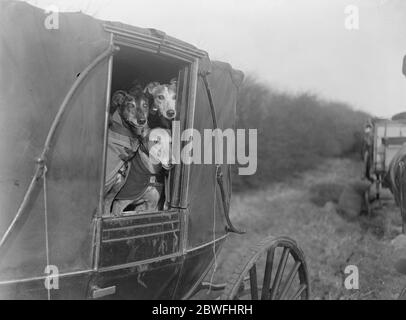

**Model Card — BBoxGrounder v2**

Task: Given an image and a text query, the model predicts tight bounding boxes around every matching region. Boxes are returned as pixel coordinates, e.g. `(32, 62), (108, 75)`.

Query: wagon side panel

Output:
(186, 62), (241, 248)
(0, 1), (110, 297)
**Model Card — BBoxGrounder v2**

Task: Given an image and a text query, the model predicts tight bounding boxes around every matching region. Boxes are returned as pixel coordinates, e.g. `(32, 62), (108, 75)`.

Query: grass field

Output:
(200, 157), (406, 300)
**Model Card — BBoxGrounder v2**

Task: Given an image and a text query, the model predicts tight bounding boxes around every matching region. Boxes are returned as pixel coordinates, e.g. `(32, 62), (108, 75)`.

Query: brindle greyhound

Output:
(111, 89), (150, 137)
(105, 88), (171, 216)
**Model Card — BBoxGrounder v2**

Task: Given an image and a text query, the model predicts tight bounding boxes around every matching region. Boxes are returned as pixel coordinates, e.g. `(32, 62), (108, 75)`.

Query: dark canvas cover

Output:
(0, 1), (109, 282)
(0, 1), (244, 284)
(187, 62), (244, 248)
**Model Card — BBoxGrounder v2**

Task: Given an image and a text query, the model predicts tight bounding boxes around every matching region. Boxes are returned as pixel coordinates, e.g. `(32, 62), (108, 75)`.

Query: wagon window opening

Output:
(103, 45), (186, 217)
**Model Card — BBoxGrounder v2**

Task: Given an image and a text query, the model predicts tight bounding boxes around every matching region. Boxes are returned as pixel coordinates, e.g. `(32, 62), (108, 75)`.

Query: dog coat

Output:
(105, 111), (171, 214)
(104, 111), (140, 215)
(115, 148), (164, 201)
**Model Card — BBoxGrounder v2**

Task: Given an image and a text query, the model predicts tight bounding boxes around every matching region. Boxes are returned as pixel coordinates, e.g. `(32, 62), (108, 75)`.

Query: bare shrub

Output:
(233, 75), (370, 192)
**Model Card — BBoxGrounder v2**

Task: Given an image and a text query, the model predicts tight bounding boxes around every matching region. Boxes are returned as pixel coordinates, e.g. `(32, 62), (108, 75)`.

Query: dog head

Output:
(144, 79), (177, 120)
(111, 90), (149, 129)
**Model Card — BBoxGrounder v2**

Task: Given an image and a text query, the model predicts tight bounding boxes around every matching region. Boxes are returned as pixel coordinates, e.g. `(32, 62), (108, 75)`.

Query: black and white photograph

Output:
(0, 0), (406, 305)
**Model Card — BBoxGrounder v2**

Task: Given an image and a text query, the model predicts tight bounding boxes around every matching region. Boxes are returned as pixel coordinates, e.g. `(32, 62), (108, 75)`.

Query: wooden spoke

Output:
(290, 284), (307, 300)
(279, 261), (301, 300)
(261, 248), (275, 300)
(270, 247), (290, 299)
(249, 265), (258, 300)
(236, 282), (245, 298)
(399, 287), (406, 300)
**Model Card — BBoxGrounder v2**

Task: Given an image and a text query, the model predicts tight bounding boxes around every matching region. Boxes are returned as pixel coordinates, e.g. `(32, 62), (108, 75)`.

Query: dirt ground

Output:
(198, 157), (406, 300)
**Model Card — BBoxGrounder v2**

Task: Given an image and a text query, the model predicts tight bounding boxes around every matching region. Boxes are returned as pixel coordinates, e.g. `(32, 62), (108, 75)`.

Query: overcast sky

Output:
(24, 0), (406, 117)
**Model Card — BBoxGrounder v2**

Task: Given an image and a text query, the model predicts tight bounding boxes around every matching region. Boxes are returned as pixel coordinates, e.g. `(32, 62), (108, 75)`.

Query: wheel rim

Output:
(222, 236), (310, 300)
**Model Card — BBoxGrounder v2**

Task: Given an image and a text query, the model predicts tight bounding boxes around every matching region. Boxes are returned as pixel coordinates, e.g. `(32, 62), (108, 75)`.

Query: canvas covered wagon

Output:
(0, 1), (309, 300)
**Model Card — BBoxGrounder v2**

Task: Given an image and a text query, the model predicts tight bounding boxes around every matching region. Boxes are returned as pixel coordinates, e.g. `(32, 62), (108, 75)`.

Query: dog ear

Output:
(169, 78), (177, 91)
(129, 80), (144, 96)
(144, 82), (160, 95)
(130, 79), (143, 88)
(111, 90), (127, 109)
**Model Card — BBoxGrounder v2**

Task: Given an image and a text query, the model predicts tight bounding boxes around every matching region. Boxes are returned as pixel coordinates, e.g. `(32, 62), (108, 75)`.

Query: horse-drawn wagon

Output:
(359, 110), (406, 220)
(382, 57), (406, 230)
(0, 1), (310, 300)
(390, 54), (406, 299)
(362, 118), (406, 201)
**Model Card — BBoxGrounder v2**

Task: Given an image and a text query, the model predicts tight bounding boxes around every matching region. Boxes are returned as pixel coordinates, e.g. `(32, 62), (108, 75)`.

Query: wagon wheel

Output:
(221, 236), (310, 300)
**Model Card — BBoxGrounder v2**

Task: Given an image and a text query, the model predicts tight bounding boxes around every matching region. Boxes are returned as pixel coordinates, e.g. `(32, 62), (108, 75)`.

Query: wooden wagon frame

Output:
(0, 1), (310, 300)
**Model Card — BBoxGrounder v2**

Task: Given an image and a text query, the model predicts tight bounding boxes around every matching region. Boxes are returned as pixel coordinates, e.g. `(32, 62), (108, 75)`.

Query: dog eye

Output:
(158, 95), (165, 100)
